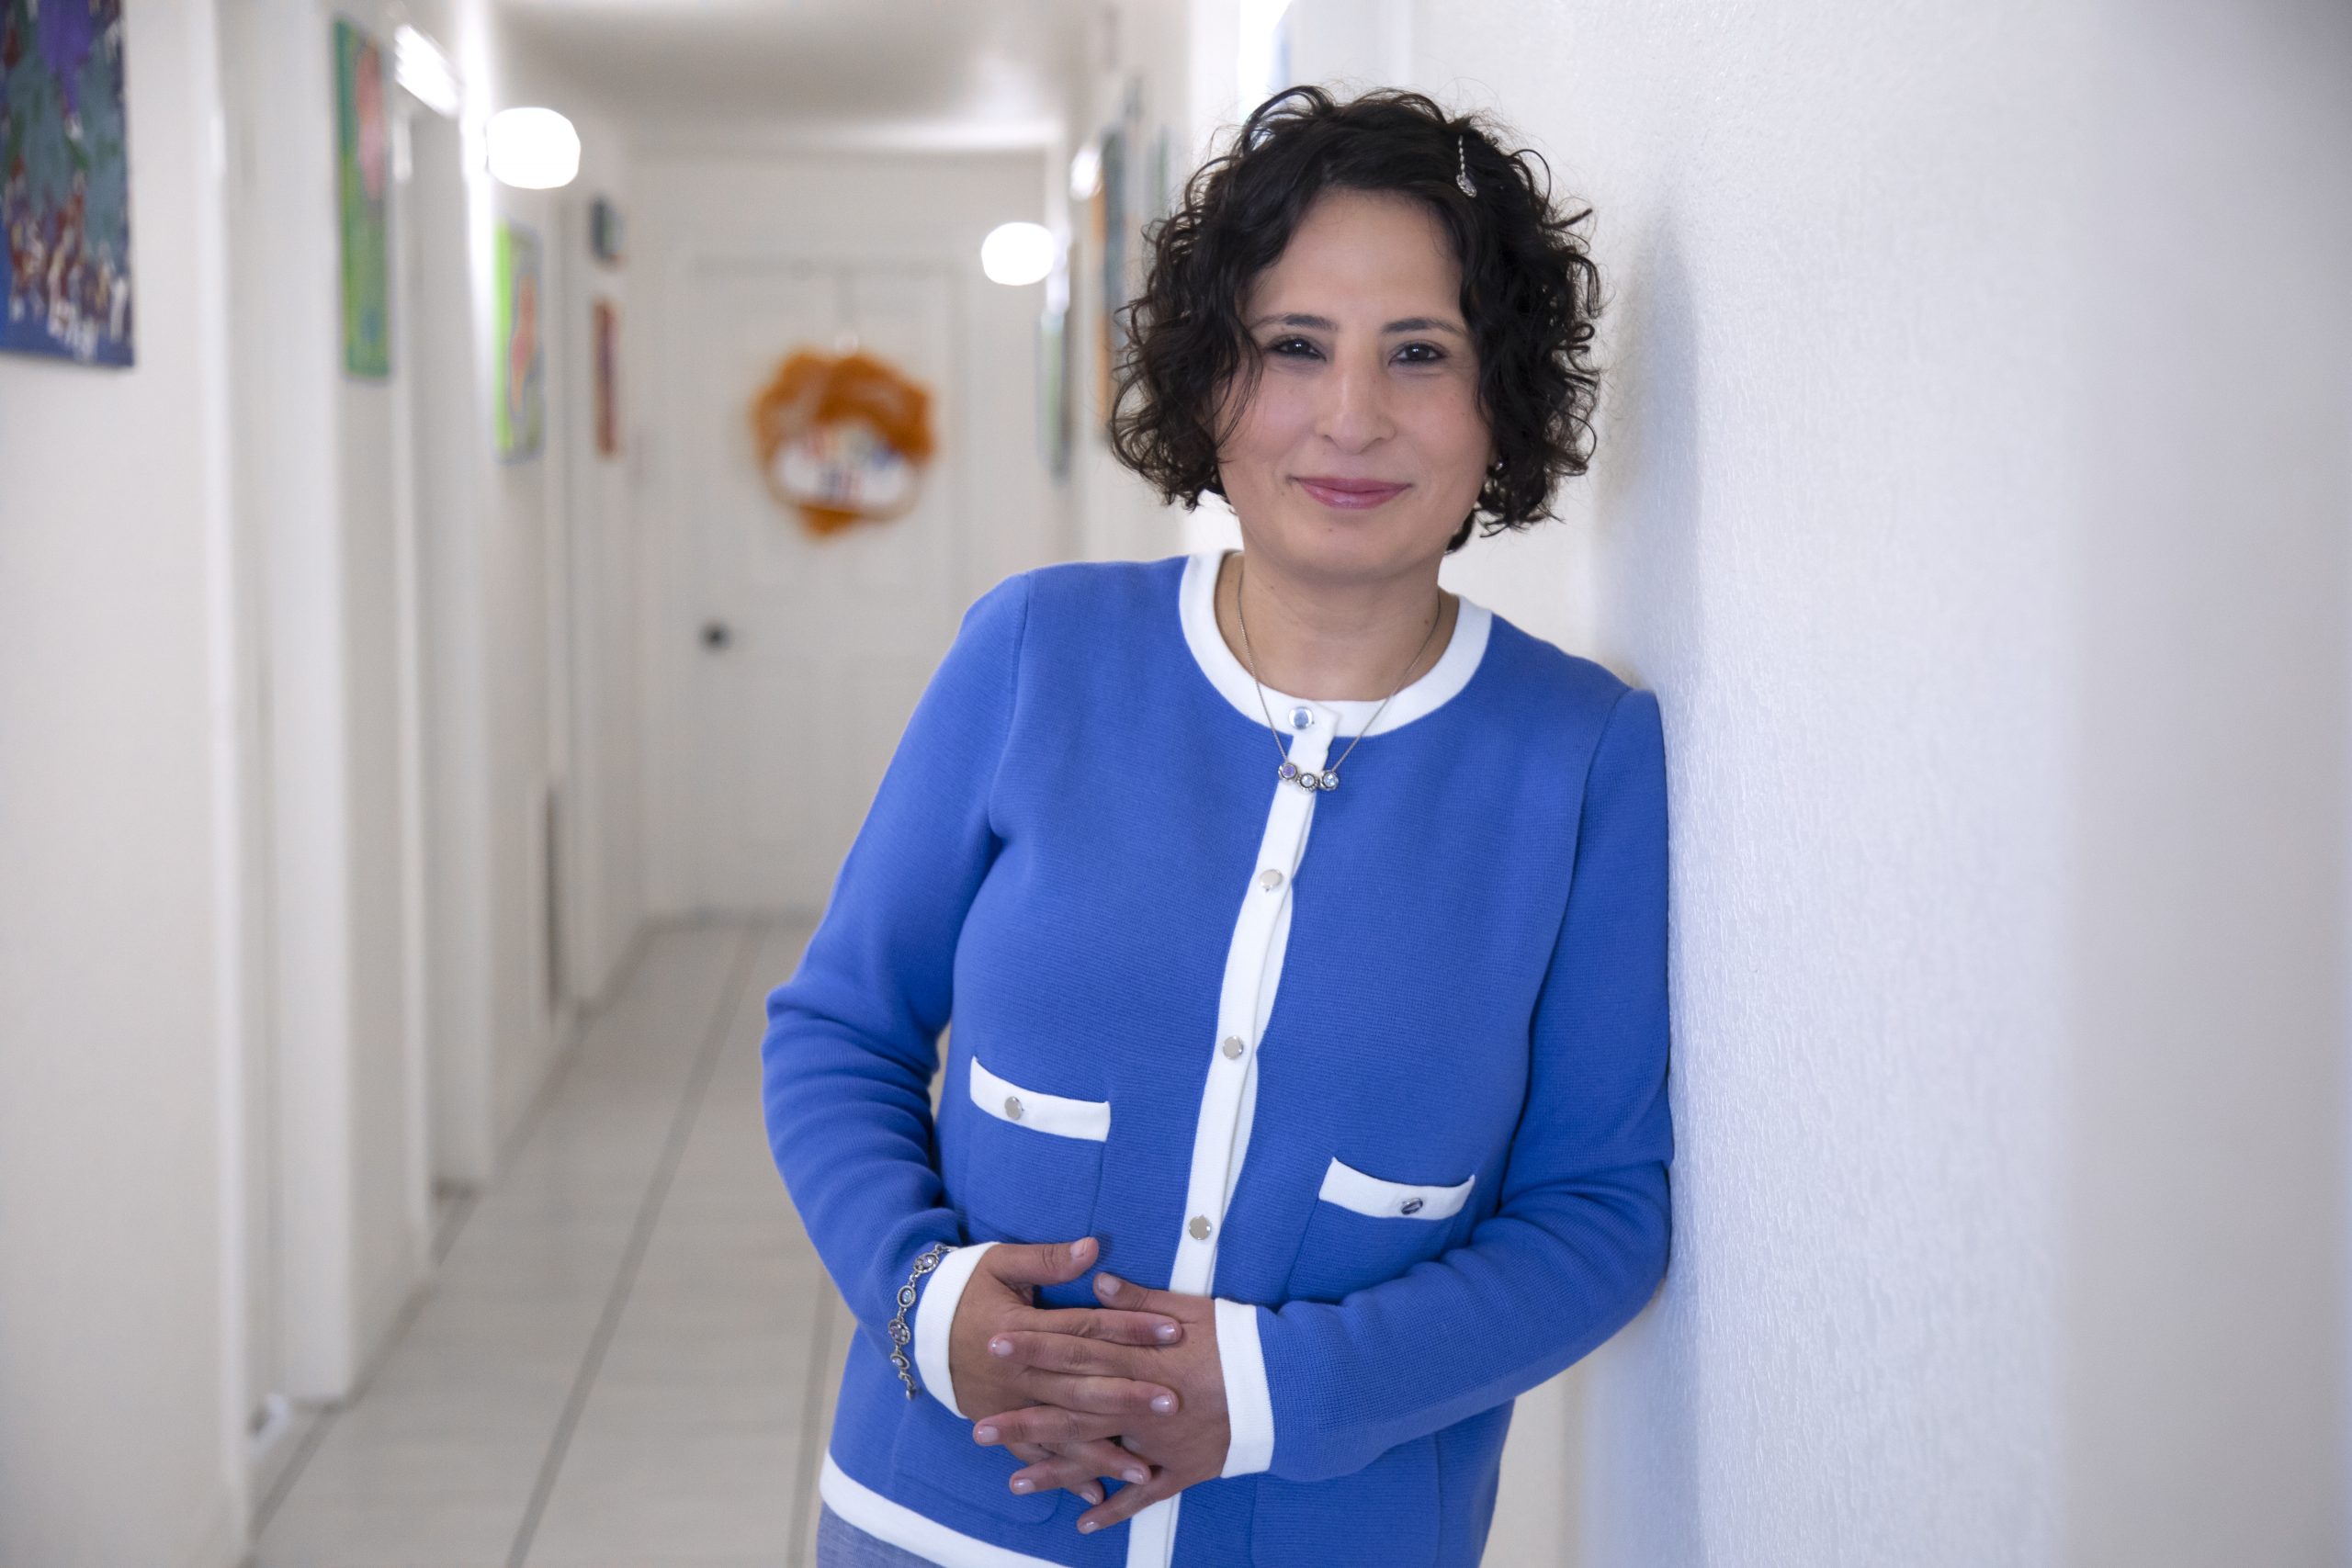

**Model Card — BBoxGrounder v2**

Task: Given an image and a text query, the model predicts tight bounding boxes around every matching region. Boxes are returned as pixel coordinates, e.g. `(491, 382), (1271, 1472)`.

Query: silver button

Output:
(1401, 1196), (1425, 1214)
(1289, 706), (1313, 730)
(1004, 1096), (1023, 1121)
(1220, 1035), (1245, 1059)
(1258, 867), (1283, 891)
(1187, 1214), (1212, 1241)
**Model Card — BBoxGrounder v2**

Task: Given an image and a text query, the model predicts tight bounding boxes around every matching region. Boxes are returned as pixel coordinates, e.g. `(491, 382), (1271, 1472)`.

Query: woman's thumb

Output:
(985, 1235), (1097, 1287)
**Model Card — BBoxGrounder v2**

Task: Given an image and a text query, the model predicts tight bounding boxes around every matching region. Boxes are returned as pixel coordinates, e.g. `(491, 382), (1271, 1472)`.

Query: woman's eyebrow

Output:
(1249, 311), (1468, 338)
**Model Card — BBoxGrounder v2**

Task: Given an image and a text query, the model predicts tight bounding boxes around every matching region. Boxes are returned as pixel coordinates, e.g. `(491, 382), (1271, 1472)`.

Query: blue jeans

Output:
(815, 1501), (946, 1567)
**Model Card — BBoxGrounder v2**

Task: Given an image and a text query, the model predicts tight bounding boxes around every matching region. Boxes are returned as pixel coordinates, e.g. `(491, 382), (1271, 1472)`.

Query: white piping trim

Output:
(912, 1241), (999, 1419)
(1177, 548), (1493, 736)
(820, 1450), (1070, 1568)
(1316, 1155), (1476, 1220)
(1214, 1299), (1274, 1477)
(968, 1056), (1111, 1141)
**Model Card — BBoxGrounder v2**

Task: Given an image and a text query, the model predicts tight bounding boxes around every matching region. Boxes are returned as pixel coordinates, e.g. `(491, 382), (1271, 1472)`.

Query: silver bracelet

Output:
(888, 1241), (956, 1399)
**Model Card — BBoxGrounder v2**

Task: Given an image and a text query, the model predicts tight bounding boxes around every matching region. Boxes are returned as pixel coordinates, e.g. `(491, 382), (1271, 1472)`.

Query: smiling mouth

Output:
(1296, 477), (1409, 510)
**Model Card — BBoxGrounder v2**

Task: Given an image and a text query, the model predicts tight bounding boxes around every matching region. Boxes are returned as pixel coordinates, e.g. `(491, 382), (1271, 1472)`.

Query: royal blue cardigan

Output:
(762, 548), (1674, 1568)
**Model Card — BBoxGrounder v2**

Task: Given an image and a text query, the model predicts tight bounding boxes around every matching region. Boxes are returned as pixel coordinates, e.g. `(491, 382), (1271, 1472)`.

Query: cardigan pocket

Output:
(888, 1373), (1061, 1525)
(954, 1054), (1109, 1247)
(1282, 1155), (1476, 1304)
(1250, 1432), (1441, 1567)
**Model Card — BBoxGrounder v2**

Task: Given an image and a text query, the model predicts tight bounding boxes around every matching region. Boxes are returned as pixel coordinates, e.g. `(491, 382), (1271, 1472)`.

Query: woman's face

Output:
(1216, 186), (1490, 582)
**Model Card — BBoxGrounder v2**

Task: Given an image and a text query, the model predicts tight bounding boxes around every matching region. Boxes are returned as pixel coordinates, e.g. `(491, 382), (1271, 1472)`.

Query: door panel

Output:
(684, 256), (966, 913)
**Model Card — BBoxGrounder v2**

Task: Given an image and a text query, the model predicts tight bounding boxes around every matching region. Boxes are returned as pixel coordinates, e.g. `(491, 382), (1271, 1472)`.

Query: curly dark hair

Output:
(1106, 85), (1604, 555)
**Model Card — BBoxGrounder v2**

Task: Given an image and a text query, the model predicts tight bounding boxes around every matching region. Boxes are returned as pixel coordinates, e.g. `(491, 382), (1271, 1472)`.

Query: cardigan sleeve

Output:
(759, 571), (1032, 1384)
(1229, 683), (1675, 1483)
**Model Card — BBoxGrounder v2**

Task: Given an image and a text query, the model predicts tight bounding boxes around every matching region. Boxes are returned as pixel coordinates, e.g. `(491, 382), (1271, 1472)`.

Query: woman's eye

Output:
(1263, 337), (1447, 365)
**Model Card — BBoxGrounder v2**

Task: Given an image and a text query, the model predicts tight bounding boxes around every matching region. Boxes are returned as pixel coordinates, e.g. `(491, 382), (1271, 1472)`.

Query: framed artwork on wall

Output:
(1091, 123), (1125, 431)
(589, 196), (624, 265)
(334, 17), (390, 378)
(593, 298), (619, 457)
(494, 220), (543, 459)
(0, 0), (134, 367)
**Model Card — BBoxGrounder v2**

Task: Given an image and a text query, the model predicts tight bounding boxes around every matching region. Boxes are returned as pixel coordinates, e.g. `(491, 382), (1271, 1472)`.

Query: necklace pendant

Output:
(1317, 767), (1339, 791)
(1278, 760), (1300, 783)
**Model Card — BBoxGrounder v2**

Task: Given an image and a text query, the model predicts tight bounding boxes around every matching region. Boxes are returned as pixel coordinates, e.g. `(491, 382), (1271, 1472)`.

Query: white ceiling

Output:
(498, 0), (1093, 147)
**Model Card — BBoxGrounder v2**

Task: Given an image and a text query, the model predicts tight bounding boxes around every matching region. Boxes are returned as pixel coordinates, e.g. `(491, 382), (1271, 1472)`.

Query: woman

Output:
(764, 85), (1673, 1568)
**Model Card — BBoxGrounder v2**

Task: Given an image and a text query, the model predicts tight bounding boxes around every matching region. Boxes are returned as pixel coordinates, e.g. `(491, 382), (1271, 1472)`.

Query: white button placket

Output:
(1123, 706), (1333, 1568)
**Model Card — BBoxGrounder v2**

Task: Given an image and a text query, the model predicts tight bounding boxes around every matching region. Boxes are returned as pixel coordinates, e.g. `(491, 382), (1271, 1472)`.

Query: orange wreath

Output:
(749, 347), (936, 535)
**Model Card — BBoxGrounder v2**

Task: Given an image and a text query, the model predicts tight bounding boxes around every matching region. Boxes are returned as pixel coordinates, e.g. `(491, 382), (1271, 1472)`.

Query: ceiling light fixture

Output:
(486, 107), (581, 189)
(980, 221), (1055, 287)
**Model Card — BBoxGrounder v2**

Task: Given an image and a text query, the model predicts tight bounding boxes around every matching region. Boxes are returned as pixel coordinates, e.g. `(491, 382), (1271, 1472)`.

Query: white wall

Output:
(448, 20), (646, 1161)
(0, 0), (648, 1557)
(2062, 6), (2350, 1561)
(0, 2), (246, 1563)
(217, 0), (649, 1420)
(1374, 2), (2350, 1564)
(220, 0), (427, 1404)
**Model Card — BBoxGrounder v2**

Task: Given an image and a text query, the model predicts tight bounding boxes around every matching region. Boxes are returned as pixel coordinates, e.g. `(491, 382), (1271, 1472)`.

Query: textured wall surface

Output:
(1390, 2), (2351, 1564)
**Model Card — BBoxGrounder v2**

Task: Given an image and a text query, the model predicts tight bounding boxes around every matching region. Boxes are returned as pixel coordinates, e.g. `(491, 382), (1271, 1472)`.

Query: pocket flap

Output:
(1317, 1155), (1474, 1220)
(968, 1055), (1111, 1142)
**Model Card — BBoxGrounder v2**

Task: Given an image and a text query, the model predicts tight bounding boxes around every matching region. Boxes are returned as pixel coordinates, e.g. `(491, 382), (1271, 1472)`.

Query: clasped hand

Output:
(946, 1235), (1230, 1536)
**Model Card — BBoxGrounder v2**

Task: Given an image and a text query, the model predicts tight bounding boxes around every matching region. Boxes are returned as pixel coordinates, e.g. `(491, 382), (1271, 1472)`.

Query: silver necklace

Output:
(1232, 552), (1443, 793)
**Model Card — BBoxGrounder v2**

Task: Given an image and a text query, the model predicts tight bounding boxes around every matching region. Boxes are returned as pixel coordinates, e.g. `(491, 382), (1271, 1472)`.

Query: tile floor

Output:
(252, 919), (850, 1568)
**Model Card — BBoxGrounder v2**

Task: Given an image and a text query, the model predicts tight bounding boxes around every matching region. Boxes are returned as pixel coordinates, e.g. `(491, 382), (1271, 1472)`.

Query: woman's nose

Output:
(1317, 354), (1394, 450)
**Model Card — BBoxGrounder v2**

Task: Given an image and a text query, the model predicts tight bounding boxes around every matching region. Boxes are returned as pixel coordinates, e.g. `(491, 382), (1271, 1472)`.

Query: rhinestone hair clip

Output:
(1455, 133), (1476, 197)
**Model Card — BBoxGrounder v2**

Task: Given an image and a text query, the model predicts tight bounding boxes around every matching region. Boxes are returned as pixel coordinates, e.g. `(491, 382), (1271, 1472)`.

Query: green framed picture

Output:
(494, 220), (544, 458)
(334, 17), (390, 378)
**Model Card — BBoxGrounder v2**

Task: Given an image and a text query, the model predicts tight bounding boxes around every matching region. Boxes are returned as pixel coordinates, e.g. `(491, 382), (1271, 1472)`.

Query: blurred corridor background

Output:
(3, 1), (2348, 1564)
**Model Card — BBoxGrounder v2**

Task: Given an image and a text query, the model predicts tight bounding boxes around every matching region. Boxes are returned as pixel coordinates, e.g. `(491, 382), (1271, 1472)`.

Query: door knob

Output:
(701, 620), (732, 650)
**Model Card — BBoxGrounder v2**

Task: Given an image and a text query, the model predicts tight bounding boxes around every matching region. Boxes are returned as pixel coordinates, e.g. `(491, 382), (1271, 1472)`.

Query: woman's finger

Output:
(1003, 1442), (1110, 1504)
(1006, 1303), (1182, 1347)
(1091, 1271), (1192, 1319)
(1076, 1465), (1186, 1535)
(972, 1404), (1128, 1448)
(1010, 1442), (1153, 1495)
(983, 1236), (1099, 1291)
(1020, 1470), (1105, 1506)
(1018, 1370), (1179, 1418)
(988, 1328), (1144, 1380)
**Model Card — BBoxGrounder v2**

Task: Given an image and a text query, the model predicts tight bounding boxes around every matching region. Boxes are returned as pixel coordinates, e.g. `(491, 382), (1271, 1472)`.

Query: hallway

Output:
(252, 922), (842, 1568)
(5, 2), (2350, 1565)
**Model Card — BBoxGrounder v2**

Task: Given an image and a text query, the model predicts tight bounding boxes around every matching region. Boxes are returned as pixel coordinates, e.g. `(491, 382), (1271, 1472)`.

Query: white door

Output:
(681, 255), (969, 914)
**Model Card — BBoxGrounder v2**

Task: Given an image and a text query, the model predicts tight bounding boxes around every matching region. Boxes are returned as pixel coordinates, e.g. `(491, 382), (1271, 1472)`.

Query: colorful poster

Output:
(592, 298), (618, 457)
(0, 0), (134, 366)
(334, 17), (389, 378)
(494, 221), (543, 459)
